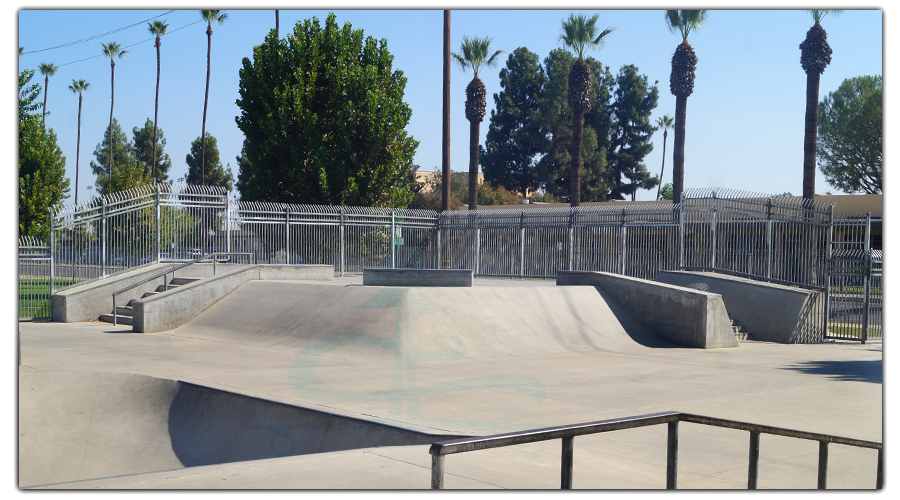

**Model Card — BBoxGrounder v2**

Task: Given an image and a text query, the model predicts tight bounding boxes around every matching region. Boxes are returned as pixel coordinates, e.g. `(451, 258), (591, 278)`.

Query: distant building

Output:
(414, 171), (484, 194)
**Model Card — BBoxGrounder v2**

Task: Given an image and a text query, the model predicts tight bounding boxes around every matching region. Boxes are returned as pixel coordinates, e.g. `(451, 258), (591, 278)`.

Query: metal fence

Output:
(18, 236), (52, 319)
(23, 183), (881, 342)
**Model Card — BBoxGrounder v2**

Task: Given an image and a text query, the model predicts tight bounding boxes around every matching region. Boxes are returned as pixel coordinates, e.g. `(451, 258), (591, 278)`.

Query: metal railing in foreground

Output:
(110, 252), (255, 326)
(429, 411), (882, 490)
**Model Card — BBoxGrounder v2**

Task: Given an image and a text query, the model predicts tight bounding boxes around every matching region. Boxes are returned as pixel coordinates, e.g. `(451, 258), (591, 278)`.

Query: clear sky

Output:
(15, 3), (884, 205)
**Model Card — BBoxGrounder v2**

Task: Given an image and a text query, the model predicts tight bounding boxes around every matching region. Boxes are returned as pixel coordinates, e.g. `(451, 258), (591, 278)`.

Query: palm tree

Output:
(101, 42), (127, 187)
(665, 10), (707, 205)
(452, 36), (503, 210)
(275, 10), (279, 37)
(655, 114), (674, 201)
(38, 62), (58, 125)
(559, 12), (614, 207)
(199, 10), (228, 186)
(800, 10), (840, 200)
(148, 20), (169, 183)
(68, 80), (91, 207)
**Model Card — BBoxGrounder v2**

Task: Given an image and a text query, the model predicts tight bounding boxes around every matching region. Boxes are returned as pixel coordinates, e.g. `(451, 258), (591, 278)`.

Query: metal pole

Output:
(747, 431), (760, 489)
(666, 421), (678, 489)
(561, 436), (574, 489)
(568, 208), (575, 271)
(339, 208), (345, 276)
(824, 205), (833, 340)
(876, 449), (883, 489)
(619, 209), (627, 275)
(112, 294), (116, 326)
(862, 212), (871, 344)
(155, 184), (161, 263)
(710, 192), (717, 270)
(431, 454), (445, 489)
(285, 207), (291, 265)
(817, 441), (828, 489)
(49, 209), (55, 294)
(391, 210), (396, 269)
(225, 193), (232, 255)
(101, 197), (107, 278)
(475, 212), (481, 277)
(436, 214), (442, 270)
(519, 211), (525, 279)
(766, 198), (773, 279)
(677, 202), (684, 270)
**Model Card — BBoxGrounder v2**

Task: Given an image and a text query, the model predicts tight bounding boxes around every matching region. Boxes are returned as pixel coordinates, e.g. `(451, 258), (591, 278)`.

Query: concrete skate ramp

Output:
(18, 370), (455, 487)
(173, 281), (671, 356)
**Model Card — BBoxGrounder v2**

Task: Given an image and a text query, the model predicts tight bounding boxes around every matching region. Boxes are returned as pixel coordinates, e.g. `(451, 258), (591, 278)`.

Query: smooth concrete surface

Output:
(658, 270), (825, 343)
(19, 278), (882, 489)
(363, 268), (474, 287)
(557, 271), (738, 349)
(50, 263), (173, 323)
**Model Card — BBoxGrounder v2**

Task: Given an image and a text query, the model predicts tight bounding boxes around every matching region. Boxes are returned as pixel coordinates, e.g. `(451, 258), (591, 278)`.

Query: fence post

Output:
(862, 212), (871, 344)
(817, 441), (828, 489)
(474, 211), (481, 277)
(677, 202), (684, 270)
(568, 208), (575, 271)
(391, 209), (396, 269)
(101, 197), (107, 278)
(519, 211), (526, 278)
(766, 198), (773, 279)
(155, 184), (161, 263)
(285, 207), (291, 264)
(710, 191), (717, 270)
(225, 192), (232, 255)
(824, 205), (833, 340)
(619, 208), (627, 275)
(561, 436), (574, 489)
(747, 431), (760, 489)
(340, 208), (345, 277)
(666, 421), (678, 489)
(49, 209), (55, 294)
(431, 454), (444, 489)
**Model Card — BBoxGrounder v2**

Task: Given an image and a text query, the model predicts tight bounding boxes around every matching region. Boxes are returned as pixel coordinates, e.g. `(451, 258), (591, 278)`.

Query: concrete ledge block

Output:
(257, 264), (334, 281)
(363, 268), (473, 287)
(657, 271), (824, 343)
(557, 271), (738, 349)
(50, 264), (173, 323)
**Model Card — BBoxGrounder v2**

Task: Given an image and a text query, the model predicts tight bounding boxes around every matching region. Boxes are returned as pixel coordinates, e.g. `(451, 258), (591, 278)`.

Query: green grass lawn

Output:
(828, 325), (883, 339)
(19, 278), (51, 319)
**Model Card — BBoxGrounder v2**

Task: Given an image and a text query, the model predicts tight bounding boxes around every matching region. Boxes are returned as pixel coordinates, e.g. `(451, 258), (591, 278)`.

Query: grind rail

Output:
(111, 252), (255, 326)
(429, 411), (882, 489)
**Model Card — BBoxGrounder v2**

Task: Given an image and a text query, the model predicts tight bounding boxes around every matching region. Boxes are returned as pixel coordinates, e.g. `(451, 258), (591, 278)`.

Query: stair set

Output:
(729, 313), (755, 341)
(99, 277), (202, 325)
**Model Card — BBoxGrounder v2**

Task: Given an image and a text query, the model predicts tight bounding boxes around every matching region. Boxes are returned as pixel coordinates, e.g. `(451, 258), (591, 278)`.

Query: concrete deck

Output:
(18, 277), (883, 489)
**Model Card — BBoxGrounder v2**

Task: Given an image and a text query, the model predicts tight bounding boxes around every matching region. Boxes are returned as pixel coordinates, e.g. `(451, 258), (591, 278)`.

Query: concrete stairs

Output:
(729, 314), (755, 341)
(99, 277), (202, 325)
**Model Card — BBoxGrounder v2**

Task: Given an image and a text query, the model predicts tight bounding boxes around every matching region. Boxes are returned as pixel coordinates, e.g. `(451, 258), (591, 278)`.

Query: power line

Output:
(22, 11), (176, 55)
(57, 19), (205, 68)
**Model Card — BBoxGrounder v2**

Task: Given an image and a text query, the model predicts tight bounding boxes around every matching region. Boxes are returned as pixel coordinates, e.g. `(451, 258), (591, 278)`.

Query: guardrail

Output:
(111, 252), (255, 326)
(428, 411), (882, 490)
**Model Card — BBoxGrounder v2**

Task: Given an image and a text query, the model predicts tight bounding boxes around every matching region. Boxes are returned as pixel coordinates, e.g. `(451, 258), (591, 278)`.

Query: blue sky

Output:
(15, 4), (884, 204)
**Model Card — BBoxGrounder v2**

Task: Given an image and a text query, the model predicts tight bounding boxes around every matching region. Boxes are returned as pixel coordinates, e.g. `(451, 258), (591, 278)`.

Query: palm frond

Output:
(68, 79), (91, 94)
(201, 10), (228, 25)
(148, 19), (169, 36)
(452, 35), (503, 78)
(39, 62), (58, 77)
(559, 12), (614, 59)
(656, 114), (674, 131)
(100, 41), (127, 59)
(665, 10), (708, 42)
(809, 10), (842, 24)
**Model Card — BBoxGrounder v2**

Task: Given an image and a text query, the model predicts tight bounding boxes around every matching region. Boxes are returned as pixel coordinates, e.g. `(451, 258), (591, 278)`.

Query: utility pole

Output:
(441, 10), (451, 269)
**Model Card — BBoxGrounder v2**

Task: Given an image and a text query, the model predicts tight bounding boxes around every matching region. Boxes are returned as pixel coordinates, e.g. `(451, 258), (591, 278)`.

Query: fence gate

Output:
(828, 213), (882, 343)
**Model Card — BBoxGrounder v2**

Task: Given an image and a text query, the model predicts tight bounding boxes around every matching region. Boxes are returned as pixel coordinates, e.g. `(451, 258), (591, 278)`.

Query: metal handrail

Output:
(428, 411), (882, 490)
(111, 252), (255, 326)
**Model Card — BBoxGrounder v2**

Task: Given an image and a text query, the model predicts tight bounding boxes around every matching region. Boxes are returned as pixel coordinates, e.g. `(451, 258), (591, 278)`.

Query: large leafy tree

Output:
(235, 14), (419, 207)
(817, 75), (882, 194)
(133, 118), (172, 183)
(199, 10), (228, 186)
(654, 114), (674, 200)
(606, 65), (660, 200)
(558, 12), (614, 207)
(89, 118), (139, 194)
(38, 62), (58, 125)
(148, 19), (169, 182)
(800, 10), (840, 200)
(480, 47), (548, 198)
(665, 9), (707, 205)
(452, 36), (503, 210)
(101, 41), (128, 189)
(19, 69), (69, 238)
(68, 79), (91, 206)
(185, 133), (233, 190)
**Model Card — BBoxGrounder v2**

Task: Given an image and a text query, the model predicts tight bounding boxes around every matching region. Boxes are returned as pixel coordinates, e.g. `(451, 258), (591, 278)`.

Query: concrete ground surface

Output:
(17, 276), (883, 490)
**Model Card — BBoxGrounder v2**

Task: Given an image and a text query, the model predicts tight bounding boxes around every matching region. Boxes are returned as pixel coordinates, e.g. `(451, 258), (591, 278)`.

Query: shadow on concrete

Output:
(782, 359), (882, 384)
(590, 286), (679, 349)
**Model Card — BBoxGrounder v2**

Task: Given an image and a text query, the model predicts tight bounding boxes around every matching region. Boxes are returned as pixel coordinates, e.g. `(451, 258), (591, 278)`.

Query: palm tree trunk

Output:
(109, 60), (115, 190)
(75, 94), (82, 207)
(152, 37), (161, 182)
(656, 130), (668, 200)
(570, 108), (584, 207)
(672, 95), (687, 205)
(441, 10), (451, 214)
(42, 76), (49, 125)
(202, 23), (213, 186)
(468, 119), (479, 210)
(802, 71), (820, 200)
(276, 10), (279, 37)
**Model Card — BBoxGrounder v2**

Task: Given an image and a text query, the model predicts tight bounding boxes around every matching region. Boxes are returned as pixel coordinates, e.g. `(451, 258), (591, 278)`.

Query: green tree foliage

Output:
(19, 69), (69, 238)
(185, 133), (233, 190)
(132, 118), (172, 183)
(606, 65), (660, 200)
(89, 118), (144, 194)
(658, 182), (674, 200)
(235, 13), (419, 207)
(480, 47), (548, 198)
(817, 75), (882, 194)
(408, 170), (521, 211)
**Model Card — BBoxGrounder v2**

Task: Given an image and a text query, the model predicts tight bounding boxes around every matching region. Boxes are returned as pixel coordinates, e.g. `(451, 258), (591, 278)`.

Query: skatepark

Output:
(18, 268), (882, 489)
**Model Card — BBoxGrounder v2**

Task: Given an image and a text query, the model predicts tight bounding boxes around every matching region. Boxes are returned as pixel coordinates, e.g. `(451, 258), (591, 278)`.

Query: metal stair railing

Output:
(110, 252), (255, 326)
(428, 411), (882, 490)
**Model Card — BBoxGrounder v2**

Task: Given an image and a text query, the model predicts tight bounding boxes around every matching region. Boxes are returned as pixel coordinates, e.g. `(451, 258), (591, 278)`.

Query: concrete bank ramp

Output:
(171, 281), (671, 356)
(18, 370), (454, 487)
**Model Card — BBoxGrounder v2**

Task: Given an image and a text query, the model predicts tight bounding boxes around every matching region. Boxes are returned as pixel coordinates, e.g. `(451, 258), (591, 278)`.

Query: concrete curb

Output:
(363, 268), (473, 287)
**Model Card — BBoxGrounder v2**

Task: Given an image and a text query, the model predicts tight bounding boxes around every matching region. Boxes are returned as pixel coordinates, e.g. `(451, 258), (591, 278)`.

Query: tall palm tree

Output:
(276, 10), (279, 37)
(452, 36), (503, 210)
(101, 42), (127, 187)
(665, 10), (707, 205)
(199, 10), (228, 186)
(655, 114), (674, 201)
(559, 12), (614, 207)
(148, 20), (169, 183)
(38, 62), (58, 125)
(68, 79), (91, 207)
(800, 10), (840, 200)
